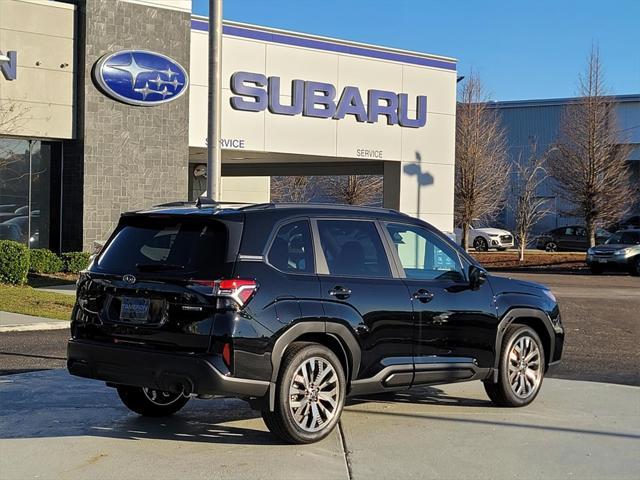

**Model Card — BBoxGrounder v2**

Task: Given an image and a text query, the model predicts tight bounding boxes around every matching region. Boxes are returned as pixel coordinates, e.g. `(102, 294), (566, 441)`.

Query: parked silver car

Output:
(586, 229), (640, 276)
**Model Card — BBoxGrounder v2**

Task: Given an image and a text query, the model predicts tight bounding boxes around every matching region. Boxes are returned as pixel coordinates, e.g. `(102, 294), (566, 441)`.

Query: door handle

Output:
(329, 286), (352, 299)
(412, 289), (434, 303)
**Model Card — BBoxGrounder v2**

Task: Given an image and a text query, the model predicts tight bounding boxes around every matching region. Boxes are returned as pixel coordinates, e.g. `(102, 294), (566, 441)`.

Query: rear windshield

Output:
(93, 217), (229, 278)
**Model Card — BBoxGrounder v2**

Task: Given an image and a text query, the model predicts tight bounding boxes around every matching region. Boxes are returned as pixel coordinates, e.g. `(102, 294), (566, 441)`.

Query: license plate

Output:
(597, 259), (607, 263)
(119, 297), (150, 322)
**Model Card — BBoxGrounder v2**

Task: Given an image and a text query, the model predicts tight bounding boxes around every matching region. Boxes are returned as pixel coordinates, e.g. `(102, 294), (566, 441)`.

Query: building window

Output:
(0, 138), (58, 250)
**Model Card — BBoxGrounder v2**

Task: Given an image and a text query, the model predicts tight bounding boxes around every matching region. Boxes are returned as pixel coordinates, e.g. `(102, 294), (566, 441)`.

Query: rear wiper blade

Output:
(135, 263), (185, 272)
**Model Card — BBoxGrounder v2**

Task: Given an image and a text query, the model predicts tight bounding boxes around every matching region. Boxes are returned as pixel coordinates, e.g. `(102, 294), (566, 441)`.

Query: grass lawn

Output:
(0, 284), (75, 320)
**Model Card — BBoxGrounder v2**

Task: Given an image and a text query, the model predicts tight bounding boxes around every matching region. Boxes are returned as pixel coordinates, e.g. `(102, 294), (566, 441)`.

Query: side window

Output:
(317, 220), (391, 277)
(575, 227), (586, 237)
(267, 220), (314, 274)
(386, 223), (464, 281)
(564, 227), (575, 236)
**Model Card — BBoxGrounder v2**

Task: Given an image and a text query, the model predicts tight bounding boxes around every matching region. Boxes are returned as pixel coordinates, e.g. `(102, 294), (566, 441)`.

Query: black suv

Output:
(68, 203), (564, 444)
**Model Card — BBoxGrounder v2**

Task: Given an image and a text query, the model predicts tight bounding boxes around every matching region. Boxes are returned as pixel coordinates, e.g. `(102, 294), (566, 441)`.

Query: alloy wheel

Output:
(142, 387), (185, 406)
(474, 237), (488, 252)
(507, 335), (542, 399)
(288, 357), (339, 432)
(545, 242), (558, 252)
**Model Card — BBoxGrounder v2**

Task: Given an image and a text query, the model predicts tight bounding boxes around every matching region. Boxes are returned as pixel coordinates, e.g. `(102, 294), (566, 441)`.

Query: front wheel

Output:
(117, 385), (190, 417)
(484, 325), (545, 407)
(590, 264), (603, 275)
(262, 342), (346, 444)
(630, 257), (640, 277)
(545, 241), (558, 252)
(473, 237), (489, 252)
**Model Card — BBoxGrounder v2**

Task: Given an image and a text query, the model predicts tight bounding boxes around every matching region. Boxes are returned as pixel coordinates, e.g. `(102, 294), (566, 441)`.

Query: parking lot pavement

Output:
(1, 370), (638, 480)
(0, 370), (348, 480)
(501, 272), (640, 386)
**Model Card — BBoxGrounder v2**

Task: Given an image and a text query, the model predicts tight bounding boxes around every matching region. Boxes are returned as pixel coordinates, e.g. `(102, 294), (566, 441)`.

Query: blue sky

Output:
(192, 0), (639, 101)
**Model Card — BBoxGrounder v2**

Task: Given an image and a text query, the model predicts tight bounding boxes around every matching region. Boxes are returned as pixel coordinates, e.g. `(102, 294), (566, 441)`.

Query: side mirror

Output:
(469, 265), (487, 290)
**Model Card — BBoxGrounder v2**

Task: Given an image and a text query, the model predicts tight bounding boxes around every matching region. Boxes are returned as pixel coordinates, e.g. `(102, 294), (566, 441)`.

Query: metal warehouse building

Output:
(491, 95), (640, 234)
(0, 0), (457, 252)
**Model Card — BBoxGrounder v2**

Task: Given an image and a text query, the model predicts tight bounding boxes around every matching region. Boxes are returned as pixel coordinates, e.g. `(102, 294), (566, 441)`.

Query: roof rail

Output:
(153, 201), (194, 208)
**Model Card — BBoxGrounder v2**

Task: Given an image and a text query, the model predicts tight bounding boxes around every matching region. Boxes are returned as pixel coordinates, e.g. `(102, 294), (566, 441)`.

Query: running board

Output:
(349, 359), (491, 396)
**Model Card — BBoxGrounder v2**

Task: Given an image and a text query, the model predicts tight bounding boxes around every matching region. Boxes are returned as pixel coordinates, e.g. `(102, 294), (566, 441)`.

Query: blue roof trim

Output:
(191, 19), (456, 71)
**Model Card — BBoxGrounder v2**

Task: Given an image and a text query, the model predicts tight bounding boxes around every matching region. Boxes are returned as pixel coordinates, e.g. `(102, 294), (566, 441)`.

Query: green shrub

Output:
(29, 249), (63, 274)
(61, 251), (92, 274)
(0, 240), (30, 285)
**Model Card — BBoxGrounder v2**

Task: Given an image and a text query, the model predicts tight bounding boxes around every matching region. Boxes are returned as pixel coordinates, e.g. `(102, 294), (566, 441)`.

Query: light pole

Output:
(206, 0), (223, 201)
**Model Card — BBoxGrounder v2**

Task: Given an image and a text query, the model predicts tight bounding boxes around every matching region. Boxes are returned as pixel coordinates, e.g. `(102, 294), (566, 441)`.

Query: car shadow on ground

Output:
(348, 385), (494, 408)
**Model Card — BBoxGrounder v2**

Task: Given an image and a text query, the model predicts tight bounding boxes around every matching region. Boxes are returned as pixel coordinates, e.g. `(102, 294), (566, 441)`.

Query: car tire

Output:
(590, 265), (603, 275)
(473, 237), (489, 252)
(544, 241), (558, 252)
(484, 324), (545, 407)
(262, 342), (346, 444)
(116, 385), (190, 417)
(630, 256), (640, 277)
(497, 247), (507, 251)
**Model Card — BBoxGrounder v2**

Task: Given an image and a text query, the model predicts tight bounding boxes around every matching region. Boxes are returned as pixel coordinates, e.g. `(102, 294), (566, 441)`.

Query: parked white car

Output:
(454, 224), (515, 251)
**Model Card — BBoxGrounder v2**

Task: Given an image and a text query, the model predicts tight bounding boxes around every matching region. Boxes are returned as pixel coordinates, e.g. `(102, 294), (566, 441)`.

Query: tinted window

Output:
(386, 223), (464, 281)
(606, 231), (640, 245)
(564, 227), (576, 235)
(317, 220), (390, 277)
(94, 218), (229, 277)
(267, 220), (314, 273)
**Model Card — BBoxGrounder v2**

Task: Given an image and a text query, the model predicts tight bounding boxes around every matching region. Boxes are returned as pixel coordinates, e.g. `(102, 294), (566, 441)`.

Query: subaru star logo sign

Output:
(94, 50), (189, 106)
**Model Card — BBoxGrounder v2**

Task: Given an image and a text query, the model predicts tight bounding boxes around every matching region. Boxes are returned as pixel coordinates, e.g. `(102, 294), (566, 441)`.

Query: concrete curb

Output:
(0, 322), (70, 333)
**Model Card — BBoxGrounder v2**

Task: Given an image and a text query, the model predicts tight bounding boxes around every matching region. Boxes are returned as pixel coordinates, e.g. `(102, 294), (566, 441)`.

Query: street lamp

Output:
(206, 0), (223, 201)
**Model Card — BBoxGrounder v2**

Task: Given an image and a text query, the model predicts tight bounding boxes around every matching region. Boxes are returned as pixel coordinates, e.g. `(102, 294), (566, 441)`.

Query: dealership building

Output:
(0, 0), (457, 252)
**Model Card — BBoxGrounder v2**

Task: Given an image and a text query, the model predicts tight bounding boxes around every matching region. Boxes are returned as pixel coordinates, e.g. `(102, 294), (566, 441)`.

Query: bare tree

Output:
(270, 176), (312, 203)
(548, 47), (634, 247)
(455, 72), (510, 251)
(322, 175), (383, 206)
(0, 101), (29, 136)
(513, 143), (552, 261)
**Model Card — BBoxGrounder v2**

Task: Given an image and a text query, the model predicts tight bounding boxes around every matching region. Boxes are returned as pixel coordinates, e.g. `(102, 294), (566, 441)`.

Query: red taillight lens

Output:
(222, 342), (232, 368)
(191, 278), (258, 307)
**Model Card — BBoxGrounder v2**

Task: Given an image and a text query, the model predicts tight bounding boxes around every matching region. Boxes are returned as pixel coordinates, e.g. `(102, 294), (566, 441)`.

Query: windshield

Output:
(605, 231), (640, 245)
(93, 217), (230, 278)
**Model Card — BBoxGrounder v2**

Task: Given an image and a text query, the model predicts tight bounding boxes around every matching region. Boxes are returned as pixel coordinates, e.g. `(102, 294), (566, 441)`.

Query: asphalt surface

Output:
(1, 272), (638, 385)
(1, 370), (638, 480)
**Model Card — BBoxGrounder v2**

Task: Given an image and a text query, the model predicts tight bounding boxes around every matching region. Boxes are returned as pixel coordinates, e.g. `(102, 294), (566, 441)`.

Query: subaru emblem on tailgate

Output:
(123, 274), (136, 284)
(93, 49), (189, 106)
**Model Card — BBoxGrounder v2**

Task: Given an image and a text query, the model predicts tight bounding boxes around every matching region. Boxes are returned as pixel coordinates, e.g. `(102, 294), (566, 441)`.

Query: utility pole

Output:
(206, 0), (223, 200)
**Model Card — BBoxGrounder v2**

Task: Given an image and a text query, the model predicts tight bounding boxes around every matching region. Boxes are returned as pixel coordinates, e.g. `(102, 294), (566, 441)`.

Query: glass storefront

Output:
(0, 137), (59, 250)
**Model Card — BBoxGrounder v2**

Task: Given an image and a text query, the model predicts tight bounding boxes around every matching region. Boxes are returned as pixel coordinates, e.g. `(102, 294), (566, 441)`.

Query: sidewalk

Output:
(0, 311), (70, 333)
(35, 284), (76, 296)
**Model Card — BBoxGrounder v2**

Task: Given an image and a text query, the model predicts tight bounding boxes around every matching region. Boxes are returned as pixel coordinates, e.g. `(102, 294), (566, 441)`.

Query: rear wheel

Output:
(473, 237), (489, 252)
(484, 325), (545, 407)
(116, 386), (190, 417)
(262, 342), (345, 444)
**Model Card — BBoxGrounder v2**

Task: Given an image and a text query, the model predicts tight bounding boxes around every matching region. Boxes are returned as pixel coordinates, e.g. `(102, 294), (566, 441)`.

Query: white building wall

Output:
(0, 0), (75, 139)
(189, 21), (456, 231)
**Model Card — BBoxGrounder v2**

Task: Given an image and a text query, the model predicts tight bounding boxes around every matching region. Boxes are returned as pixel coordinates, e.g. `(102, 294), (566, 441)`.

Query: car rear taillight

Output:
(191, 278), (258, 307)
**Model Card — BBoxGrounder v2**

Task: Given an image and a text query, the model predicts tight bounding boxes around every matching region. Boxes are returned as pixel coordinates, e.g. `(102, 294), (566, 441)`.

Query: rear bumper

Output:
(67, 339), (269, 398)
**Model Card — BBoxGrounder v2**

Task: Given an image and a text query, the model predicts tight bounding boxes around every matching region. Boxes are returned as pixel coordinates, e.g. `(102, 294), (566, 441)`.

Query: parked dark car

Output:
(587, 229), (640, 275)
(67, 202), (564, 444)
(535, 225), (609, 252)
(607, 215), (640, 233)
